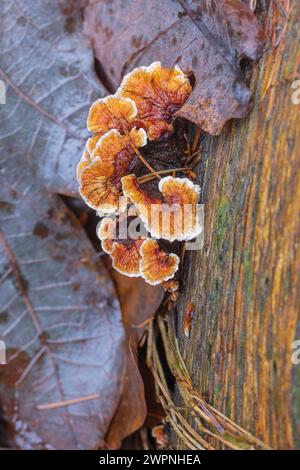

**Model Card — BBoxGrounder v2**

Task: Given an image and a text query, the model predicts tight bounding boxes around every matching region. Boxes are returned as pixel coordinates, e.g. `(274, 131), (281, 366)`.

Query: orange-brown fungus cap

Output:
(117, 62), (192, 140)
(78, 159), (122, 214)
(151, 425), (169, 449)
(92, 128), (146, 166)
(163, 279), (179, 293)
(77, 135), (101, 178)
(159, 176), (201, 240)
(122, 175), (201, 241)
(122, 174), (160, 207)
(87, 95), (138, 135)
(111, 239), (144, 277)
(78, 128), (146, 213)
(97, 217), (145, 277)
(139, 239), (179, 286)
(77, 147), (91, 179)
(121, 173), (162, 236)
(86, 134), (101, 154)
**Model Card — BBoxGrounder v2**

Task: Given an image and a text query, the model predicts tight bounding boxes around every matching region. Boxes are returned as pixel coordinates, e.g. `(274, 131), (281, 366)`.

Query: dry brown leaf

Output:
(84, 0), (264, 134)
(105, 270), (164, 449)
(0, 2), (125, 446)
(0, 186), (125, 449)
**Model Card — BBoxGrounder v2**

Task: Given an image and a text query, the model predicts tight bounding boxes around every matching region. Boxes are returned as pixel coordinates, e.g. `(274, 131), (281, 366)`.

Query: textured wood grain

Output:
(173, 1), (300, 449)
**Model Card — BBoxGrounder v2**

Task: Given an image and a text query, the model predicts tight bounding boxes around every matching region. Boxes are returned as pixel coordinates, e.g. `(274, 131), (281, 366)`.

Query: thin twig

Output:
(123, 125), (161, 179)
(132, 143), (162, 179)
(37, 393), (100, 410)
(138, 167), (192, 184)
(191, 128), (202, 155)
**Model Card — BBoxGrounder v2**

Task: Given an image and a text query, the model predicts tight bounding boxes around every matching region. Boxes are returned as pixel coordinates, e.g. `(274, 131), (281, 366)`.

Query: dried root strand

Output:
(146, 312), (272, 450)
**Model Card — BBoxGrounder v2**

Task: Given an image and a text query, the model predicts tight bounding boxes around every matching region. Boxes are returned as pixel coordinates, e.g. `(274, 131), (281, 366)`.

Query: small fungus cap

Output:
(183, 303), (196, 338)
(151, 425), (169, 449)
(97, 217), (145, 278)
(111, 239), (144, 278)
(78, 159), (122, 214)
(122, 175), (202, 241)
(163, 279), (179, 293)
(117, 62), (192, 140)
(78, 128), (146, 214)
(87, 95), (137, 135)
(91, 128), (147, 165)
(76, 135), (102, 179)
(139, 239), (179, 286)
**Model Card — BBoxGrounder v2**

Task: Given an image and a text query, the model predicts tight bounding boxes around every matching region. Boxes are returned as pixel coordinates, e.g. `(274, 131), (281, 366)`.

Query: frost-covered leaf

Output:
(84, 0), (264, 134)
(0, 192), (125, 449)
(0, 154), (125, 449)
(0, 0), (106, 196)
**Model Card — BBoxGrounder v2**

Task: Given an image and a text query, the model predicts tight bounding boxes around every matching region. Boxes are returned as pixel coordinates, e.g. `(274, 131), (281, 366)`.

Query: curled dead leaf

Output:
(85, 0), (264, 134)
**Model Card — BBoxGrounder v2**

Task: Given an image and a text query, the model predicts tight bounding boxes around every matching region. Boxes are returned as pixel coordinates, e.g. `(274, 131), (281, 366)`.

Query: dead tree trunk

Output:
(173, 3), (300, 449)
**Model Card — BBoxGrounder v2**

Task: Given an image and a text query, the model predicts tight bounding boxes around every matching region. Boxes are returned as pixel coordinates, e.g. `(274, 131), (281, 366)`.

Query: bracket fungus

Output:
(122, 175), (201, 241)
(139, 239), (179, 286)
(87, 62), (191, 142)
(97, 216), (144, 277)
(97, 218), (179, 284)
(87, 95), (137, 135)
(78, 61), (200, 287)
(78, 128), (147, 214)
(117, 62), (192, 140)
(77, 133), (104, 179)
(110, 239), (145, 278)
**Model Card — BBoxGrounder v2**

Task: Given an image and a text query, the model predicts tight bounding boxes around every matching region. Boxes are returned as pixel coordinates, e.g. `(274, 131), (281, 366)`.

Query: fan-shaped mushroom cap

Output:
(77, 135), (102, 178)
(87, 134), (101, 154)
(77, 147), (91, 179)
(163, 280), (179, 293)
(78, 159), (124, 214)
(110, 239), (144, 277)
(97, 217), (146, 277)
(98, 218), (179, 284)
(92, 128), (147, 165)
(117, 62), (192, 140)
(77, 128), (146, 214)
(87, 95), (137, 135)
(122, 175), (202, 241)
(139, 239), (179, 285)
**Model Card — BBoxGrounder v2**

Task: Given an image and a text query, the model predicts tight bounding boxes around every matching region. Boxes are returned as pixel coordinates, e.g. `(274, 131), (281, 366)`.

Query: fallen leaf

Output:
(84, 0), (264, 134)
(104, 269), (164, 449)
(0, 0), (106, 197)
(0, 0), (175, 452)
(0, 181), (125, 449)
(0, 1), (126, 449)
(106, 333), (146, 449)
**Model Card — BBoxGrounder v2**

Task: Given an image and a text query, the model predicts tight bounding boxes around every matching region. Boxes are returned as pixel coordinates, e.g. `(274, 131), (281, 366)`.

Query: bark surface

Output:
(173, 2), (300, 449)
